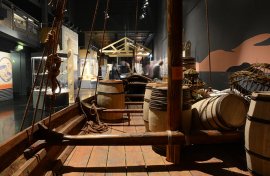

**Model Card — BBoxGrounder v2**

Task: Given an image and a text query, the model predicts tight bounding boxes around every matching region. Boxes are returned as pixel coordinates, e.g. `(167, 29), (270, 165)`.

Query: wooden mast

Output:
(166, 0), (183, 164)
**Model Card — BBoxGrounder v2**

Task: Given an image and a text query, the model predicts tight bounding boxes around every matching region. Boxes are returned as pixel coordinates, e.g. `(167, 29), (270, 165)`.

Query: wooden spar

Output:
(62, 132), (184, 145)
(34, 124), (184, 146)
(166, 0), (183, 164)
(187, 130), (243, 144)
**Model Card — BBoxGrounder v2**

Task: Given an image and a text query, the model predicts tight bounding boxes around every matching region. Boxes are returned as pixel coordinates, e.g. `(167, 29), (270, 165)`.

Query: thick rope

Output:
(27, 0), (67, 138)
(205, 0), (212, 86)
(132, 0), (139, 73)
(80, 100), (108, 134)
(229, 63), (270, 95)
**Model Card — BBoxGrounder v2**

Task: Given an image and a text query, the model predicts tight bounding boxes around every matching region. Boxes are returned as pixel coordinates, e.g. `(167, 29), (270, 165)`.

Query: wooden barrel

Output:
(148, 86), (168, 156)
(192, 93), (247, 130)
(143, 83), (157, 132)
(149, 87), (168, 132)
(245, 91), (270, 176)
(143, 82), (167, 132)
(97, 80), (125, 120)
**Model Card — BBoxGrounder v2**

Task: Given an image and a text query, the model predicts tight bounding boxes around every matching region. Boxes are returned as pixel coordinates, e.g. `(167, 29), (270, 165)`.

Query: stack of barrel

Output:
(245, 92), (270, 176)
(191, 93), (247, 131)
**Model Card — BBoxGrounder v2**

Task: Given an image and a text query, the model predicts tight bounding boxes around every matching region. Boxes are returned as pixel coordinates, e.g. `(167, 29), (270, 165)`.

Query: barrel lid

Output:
(251, 91), (270, 101)
(218, 94), (247, 128)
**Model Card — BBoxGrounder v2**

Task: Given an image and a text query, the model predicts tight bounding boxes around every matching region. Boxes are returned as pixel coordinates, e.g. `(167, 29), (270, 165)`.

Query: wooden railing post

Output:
(166, 0), (183, 164)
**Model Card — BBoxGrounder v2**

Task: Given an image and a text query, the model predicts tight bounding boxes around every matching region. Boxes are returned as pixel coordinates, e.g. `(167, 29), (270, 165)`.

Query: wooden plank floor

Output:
(59, 110), (251, 176)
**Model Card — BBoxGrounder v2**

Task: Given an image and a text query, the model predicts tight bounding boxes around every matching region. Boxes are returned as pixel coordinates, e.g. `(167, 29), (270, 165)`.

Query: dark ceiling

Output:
(68, 0), (159, 48)
(8, 0), (160, 49)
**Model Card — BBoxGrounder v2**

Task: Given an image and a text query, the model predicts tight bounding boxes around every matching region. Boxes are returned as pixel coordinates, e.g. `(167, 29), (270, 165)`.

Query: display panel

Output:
(0, 51), (13, 101)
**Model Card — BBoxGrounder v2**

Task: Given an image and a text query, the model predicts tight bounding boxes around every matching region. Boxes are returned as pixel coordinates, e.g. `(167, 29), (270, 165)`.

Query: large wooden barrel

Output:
(97, 80), (125, 120)
(192, 93), (247, 130)
(143, 83), (156, 132)
(149, 86), (168, 155)
(149, 87), (168, 132)
(245, 91), (270, 176)
(143, 82), (167, 132)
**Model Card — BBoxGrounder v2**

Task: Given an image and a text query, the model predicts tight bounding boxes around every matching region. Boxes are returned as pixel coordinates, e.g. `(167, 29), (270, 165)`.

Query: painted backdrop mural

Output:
(184, 0), (270, 89)
(196, 33), (270, 72)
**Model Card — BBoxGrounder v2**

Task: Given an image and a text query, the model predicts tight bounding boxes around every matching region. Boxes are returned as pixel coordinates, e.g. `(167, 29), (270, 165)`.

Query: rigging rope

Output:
(94, 0), (110, 98)
(132, 0), (139, 73)
(205, 0), (212, 86)
(73, 0), (109, 134)
(46, 0), (67, 130)
(76, 0), (100, 101)
(20, 0), (67, 139)
(20, 49), (47, 131)
(20, 5), (61, 131)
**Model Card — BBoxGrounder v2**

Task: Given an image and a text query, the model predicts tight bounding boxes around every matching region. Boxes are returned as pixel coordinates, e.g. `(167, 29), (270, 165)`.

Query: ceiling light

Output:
(15, 44), (24, 51)
(104, 11), (109, 19)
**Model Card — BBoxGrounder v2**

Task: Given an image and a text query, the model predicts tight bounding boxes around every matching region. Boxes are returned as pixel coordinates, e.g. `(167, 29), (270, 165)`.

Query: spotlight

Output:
(15, 44), (24, 51)
(104, 11), (109, 19)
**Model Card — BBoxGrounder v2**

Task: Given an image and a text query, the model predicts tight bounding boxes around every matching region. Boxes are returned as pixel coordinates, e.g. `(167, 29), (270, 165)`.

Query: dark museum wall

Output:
(183, 0), (270, 90)
(153, 0), (167, 63)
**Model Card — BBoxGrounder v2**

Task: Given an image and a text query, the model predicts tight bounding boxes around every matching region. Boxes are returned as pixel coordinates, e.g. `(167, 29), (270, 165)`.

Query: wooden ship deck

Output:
(59, 109), (250, 176)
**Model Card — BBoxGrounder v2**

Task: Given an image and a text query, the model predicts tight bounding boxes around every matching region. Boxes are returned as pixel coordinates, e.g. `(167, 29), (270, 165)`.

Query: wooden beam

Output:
(187, 130), (243, 144)
(102, 109), (143, 113)
(23, 114), (85, 159)
(100, 37), (151, 57)
(166, 0), (183, 164)
(36, 125), (184, 146)
(13, 149), (47, 176)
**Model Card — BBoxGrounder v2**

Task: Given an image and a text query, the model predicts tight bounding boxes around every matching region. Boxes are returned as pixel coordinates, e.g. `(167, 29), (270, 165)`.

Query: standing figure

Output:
(152, 60), (163, 80)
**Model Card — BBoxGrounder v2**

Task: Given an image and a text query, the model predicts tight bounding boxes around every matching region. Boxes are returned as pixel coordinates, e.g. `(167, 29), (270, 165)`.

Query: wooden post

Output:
(166, 0), (183, 164)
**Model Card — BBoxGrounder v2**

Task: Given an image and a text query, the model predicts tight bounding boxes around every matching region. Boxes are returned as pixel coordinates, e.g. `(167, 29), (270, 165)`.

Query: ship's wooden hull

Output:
(0, 96), (90, 176)
(0, 94), (247, 176)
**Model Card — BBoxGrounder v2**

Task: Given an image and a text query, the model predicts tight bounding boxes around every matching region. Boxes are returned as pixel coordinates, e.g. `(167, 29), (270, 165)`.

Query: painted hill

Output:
(196, 33), (270, 72)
